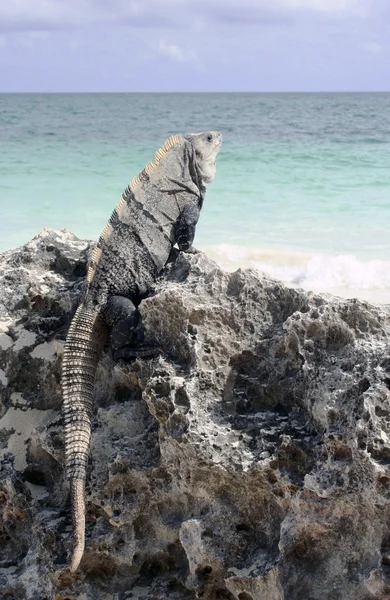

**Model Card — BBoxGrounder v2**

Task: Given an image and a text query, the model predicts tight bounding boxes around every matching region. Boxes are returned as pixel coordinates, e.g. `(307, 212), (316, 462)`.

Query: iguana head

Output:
(184, 131), (222, 186)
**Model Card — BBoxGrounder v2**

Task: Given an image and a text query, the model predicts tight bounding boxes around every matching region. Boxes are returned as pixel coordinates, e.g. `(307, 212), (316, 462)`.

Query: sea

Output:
(1, 92), (390, 302)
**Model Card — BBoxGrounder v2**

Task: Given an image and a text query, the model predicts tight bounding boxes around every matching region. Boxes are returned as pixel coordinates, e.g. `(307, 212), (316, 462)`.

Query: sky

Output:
(0, 0), (389, 92)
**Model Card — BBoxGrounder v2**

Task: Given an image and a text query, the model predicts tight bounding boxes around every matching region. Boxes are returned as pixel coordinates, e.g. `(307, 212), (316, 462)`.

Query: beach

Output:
(1, 92), (390, 302)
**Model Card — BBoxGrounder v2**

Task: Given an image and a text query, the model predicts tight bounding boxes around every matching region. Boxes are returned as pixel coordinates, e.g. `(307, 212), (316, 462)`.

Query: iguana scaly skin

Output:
(62, 131), (222, 571)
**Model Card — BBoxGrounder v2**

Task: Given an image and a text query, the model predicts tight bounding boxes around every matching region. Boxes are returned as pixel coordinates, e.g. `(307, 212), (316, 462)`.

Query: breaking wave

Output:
(201, 244), (390, 301)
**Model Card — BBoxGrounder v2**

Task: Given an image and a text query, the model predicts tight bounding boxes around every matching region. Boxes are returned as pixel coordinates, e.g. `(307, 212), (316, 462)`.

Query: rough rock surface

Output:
(1, 229), (390, 599)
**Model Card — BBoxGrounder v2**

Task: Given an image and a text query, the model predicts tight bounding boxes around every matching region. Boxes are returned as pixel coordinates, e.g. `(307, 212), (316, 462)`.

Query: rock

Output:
(1, 228), (390, 599)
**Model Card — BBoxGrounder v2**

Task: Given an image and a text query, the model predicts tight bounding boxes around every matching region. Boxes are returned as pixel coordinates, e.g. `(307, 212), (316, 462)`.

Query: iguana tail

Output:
(62, 302), (107, 572)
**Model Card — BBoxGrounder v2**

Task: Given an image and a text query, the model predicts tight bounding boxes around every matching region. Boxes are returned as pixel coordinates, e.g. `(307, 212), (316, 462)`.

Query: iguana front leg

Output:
(176, 202), (201, 253)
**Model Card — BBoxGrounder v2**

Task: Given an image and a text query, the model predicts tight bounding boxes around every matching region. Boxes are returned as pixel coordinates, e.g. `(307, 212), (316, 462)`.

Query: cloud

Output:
(0, 0), (181, 33)
(362, 41), (383, 54)
(0, 0), (380, 33)
(201, 0), (377, 25)
(158, 39), (197, 63)
(279, 0), (363, 13)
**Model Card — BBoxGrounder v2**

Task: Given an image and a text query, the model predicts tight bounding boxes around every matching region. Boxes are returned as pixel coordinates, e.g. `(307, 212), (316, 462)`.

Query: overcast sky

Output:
(0, 0), (389, 92)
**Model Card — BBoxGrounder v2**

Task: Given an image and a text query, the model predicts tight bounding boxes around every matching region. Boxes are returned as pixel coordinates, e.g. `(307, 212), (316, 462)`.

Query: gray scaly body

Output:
(62, 131), (222, 571)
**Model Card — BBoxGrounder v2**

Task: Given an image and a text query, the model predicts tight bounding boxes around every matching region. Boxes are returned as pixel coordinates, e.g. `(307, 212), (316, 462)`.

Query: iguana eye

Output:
(207, 134), (213, 142)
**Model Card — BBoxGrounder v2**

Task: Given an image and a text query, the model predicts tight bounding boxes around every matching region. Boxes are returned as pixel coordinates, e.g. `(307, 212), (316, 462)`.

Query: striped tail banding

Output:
(62, 303), (107, 571)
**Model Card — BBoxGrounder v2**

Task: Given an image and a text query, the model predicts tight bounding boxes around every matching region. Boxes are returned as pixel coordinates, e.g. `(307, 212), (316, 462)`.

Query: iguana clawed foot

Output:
(183, 245), (199, 254)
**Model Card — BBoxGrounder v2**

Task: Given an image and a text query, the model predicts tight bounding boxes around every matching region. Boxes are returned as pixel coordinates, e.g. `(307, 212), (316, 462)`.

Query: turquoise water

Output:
(1, 93), (390, 297)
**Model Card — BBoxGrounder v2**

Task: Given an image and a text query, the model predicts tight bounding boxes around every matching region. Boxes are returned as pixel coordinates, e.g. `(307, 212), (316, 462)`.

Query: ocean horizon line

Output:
(1, 90), (390, 95)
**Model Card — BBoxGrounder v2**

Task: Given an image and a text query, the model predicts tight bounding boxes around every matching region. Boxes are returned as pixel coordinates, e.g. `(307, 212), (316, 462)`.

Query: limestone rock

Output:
(1, 229), (390, 599)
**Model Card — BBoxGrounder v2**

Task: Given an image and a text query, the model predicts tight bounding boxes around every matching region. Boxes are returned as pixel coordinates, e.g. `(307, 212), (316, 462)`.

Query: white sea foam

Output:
(200, 244), (390, 303)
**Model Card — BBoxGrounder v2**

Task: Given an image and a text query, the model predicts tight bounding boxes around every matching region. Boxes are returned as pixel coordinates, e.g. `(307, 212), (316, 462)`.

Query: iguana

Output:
(62, 131), (222, 572)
